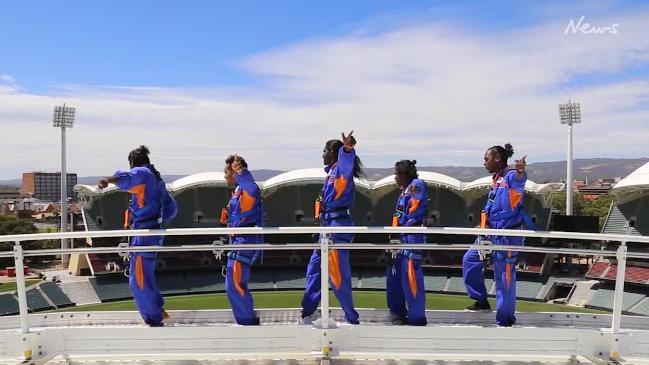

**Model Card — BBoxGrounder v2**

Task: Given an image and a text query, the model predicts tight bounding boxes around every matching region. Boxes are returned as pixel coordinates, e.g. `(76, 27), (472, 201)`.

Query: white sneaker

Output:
(298, 315), (313, 325)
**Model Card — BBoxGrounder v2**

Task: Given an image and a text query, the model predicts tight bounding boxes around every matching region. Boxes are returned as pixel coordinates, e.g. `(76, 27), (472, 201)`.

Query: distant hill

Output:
(366, 158), (649, 183)
(1, 159), (646, 186)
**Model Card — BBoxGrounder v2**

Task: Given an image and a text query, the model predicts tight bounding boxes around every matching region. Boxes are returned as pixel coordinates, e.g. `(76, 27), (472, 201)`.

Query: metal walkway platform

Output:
(1, 308), (649, 365)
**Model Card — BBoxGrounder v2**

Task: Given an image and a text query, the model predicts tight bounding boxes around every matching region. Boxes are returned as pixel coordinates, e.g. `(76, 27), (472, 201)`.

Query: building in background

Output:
(21, 172), (77, 202)
(0, 186), (26, 200)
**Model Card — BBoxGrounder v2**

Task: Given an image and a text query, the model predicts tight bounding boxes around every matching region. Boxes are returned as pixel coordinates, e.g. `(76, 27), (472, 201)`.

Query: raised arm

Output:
(232, 161), (261, 223)
(404, 180), (428, 226)
(336, 130), (357, 179)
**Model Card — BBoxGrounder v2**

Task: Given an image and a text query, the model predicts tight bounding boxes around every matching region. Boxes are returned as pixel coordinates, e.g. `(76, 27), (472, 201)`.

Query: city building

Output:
(21, 172), (77, 202)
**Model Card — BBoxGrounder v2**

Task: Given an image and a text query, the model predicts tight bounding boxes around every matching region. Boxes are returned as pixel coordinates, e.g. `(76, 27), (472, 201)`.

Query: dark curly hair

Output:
(225, 154), (248, 169)
(395, 159), (418, 181)
(128, 145), (161, 180)
(488, 143), (514, 163)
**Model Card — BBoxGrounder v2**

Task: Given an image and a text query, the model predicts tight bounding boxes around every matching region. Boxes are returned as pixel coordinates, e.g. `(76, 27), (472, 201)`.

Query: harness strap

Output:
(400, 249), (423, 261)
(228, 251), (256, 266)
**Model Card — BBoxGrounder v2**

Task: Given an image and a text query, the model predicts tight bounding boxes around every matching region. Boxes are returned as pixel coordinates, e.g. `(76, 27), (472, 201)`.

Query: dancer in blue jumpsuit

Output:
(386, 160), (428, 326)
(462, 143), (528, 327)
(223, 155), (263, 325)
(300, 131), (363, 325)
(98, 145), (177, 327)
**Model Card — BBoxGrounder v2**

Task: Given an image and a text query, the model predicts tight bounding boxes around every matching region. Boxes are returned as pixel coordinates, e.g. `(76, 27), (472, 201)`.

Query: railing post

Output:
(610, 241), (627, 360)
(14, 241), (34, 362)
(319, 233), (330, 329)
(13, 241), (29, 335)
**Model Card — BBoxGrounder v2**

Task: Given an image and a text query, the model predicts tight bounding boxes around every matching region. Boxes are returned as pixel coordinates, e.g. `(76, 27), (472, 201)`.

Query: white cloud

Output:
(1, 10), (648, 180)
(0, 74), (14, 83)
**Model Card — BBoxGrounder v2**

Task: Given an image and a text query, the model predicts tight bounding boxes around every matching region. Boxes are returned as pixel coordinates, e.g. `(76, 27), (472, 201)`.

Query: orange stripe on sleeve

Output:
(239, 191), (256, 213)
(509, 190), (523, 210)
(128, 184), (146, 208)
(333, 176), (348, 200)
(408, 199), (420, 214)
(328, 249), (342, 290)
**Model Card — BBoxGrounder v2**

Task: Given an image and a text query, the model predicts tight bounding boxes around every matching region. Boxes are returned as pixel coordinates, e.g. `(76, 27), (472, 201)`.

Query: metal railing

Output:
(0, 226), (645, 360)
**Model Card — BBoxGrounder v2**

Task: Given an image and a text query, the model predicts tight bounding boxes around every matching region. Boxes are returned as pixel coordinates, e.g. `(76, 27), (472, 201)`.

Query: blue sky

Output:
(2, 0), (643, 91)
(1, 1), (648, 179)
(1, 0), (442, 90)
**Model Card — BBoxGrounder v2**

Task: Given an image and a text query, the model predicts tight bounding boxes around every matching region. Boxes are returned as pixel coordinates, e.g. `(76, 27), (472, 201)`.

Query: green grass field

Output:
(57, 291), (605, 313)
(0, 279), (41, 293)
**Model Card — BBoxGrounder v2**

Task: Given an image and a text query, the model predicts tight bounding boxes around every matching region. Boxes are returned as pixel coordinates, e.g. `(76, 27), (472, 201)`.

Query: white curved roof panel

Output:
(612, 162), (649, 193)
(262, 168), (371, 190)
(167, 172), (227, 192)
(373, 170), (463, 190)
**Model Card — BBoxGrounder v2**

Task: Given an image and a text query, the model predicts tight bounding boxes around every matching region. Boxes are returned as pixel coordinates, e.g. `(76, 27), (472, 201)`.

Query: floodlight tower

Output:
(558, 100), (581, 216)
(53, 104), (75, 265)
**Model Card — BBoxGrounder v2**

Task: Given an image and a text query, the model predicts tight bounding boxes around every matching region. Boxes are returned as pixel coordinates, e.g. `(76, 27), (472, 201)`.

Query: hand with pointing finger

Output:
(342, 130), (356, 152)
(515, 155), (527, 174)
(231, 155), (244, 175)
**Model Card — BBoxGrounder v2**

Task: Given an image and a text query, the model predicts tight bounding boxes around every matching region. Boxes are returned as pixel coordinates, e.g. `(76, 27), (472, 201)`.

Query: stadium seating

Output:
(586, 261), (609, 279)
(182, 272), (225, 293)
(39, 282), (74, 308)
(445, 276), (466, 294)
(629, 297), (649, 316)
(585, 261), (649, 284)
(359, 268), (387, 290)
(274, 268), (307, 290)
(89, 275), (132, 301)
(26, 288), (53, 312)
(624, 266), (649, 284)
(0, 294), (19, 316)
(515, 280), (544, 300)
(423, 272), (447, 292)
(586, 289), (644, 311)
(428, 251), (463, 268)
(249, 268), (275, 290)
(520, 253), (545, 273)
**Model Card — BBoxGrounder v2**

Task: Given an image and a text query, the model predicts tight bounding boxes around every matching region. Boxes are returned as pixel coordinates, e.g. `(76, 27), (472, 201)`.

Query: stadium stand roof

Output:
(612, 162), (649, 194)
(166, 172), (227, 192)
(259, 168), (372, 190)
(373, 171), (462, 191)
(75, 169), (561, 197)
(74, 184), (121, 196)
(75, 172), (227, 196)
(463, 176), (562, 194)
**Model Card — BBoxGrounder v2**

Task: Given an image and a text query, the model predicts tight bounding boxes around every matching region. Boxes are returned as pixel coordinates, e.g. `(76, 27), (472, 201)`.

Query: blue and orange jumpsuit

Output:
(114, 165), (172, 326)
(462, 167), (528, 326)
(225, 169), (263, 325)
(386, 178), (428, 326)
(301, 146), (360, 324)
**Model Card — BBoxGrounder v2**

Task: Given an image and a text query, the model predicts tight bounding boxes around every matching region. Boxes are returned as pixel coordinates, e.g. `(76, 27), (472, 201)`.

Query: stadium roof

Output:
(262, 168), (372, 190)
(167, 172), (227, 192)
(73, 184), (120, 196)
(373, 171), (463, 191)
(75, 169), (561, 197)
(612, 162), (649, 194)
(463, 176), (562, 194)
